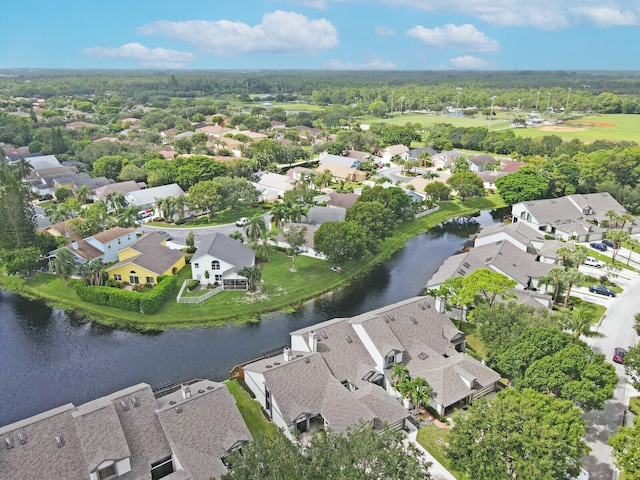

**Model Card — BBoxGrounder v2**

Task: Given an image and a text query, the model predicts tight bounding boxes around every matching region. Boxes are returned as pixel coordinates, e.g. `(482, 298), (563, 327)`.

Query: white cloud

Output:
(326, 56), (397, 70)
(375, 26), (396, 36)
(570, 6), (638, 27)
(137, 11), (338, 56)
(446, 55), (497, 69)
(407, 24), (500, 53)
(79, 43), (195, 68)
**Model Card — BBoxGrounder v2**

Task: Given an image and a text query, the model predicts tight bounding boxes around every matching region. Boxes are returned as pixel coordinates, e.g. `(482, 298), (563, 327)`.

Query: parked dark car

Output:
(158, 231), (172, 241)
(590, 242), (607, 252)
(613, 347), (627, 364)
(589, 284), (616, 297)
(602, 239), (619, 249)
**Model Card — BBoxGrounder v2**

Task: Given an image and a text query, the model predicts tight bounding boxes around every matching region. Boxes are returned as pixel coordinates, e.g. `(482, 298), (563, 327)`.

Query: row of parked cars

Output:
(590, 239), (619, 252)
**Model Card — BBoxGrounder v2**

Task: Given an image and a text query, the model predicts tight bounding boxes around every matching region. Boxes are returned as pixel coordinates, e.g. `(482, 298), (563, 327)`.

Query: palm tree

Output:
(117, 206), (141, 228)
(238, 265), (262, 292)
(556, 245), (574, 267)
(606, 229), (630, 262)
(562, 267), (585, 307)
(50, 248), (76, 286)
(627, 238), (640, 266)
(270, 201), (289, 231)
(408, 377), (431, 416)
(605, 209), (621, 230)
(244, 215), (266, 243)
(45, 203), (73, 224)
(561, 305), (605, 338)
(571, 245), (589, 270)
(105, 192), (127, 213)
(539, 267), (566, 303)
(77, 259), (104, 286)
(391, 364), (411, 392)
(75, 185), (90, 205)
(174, 195), (187, 221)
(13, 157), (34, 179)
(255, 227), (277, 261)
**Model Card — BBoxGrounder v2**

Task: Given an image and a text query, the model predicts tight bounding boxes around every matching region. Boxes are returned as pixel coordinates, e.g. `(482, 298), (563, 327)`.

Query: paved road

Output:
(581, 266), (640, 479)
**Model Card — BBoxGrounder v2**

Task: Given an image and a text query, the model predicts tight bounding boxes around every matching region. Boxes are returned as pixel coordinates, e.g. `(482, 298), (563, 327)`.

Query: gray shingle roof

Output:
(192, 232), (255, 273)
(319, 154), (360, 169)
(106, 232), (185, 276)
(302, 205), (346, 225)
(156, 380), (252, 480)
(125, 184), (185, 207)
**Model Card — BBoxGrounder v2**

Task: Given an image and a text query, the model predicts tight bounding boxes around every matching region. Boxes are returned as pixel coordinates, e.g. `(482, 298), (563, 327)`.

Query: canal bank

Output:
(0, 196), (507, 330)
(0, 208), (505, 426)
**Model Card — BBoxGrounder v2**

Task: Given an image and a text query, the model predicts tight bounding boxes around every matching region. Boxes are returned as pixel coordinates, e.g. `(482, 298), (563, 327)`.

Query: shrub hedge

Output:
(75, 276), (177, 314)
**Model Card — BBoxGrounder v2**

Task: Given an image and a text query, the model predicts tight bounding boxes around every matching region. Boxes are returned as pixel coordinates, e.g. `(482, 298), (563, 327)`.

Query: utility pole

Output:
(246, 81), (249, 96)
(565, 87), (572, 115)
(546, 92), (551, 113)
(400, 96), (405, 115)
(535, 91), (541, 111)
(456, 87), (462, 116)
(391, 91), (395, 116)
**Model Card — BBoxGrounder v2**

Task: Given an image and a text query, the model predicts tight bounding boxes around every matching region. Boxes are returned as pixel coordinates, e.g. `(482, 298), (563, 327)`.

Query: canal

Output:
(0, 210), (502, 426)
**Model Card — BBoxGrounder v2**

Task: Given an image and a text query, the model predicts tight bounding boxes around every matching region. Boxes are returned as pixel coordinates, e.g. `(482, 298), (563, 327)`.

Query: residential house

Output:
(6, 151), (43, 163)
(209, 136), (245, 157)
(316, 162), (366, 183)
(30, 173), (112, 197)
(381, 145), (409, 162)
(468, 154), (497, 172)
(345, 150), (371, 163)
(0, 381), (252, 480)
(106, 232), (186, 285)
(40, 218), (83, 243)
(318, 153), (361, 170)
(511, 193), (637, 242)
(119, 117), (141, 127)
(478, 170), (509, 189)
(401, 146), (437, 162)
(275, 206), (347, 258)
(196, 125), (233, 138)
(285, 166), (316, 183)
(191, 232), (255, 289)
(51, 227), (137, 265)
(253, 172), (296, 201)
(327, 192), (359, 209)
(426, 239), (553, 291)
(292, 126), (325, 143)
(244, 296), (500, 427)
(431, 150), (461, 170)
(65, 121), (97, 129)
(474, 221), (546, 254)
(160, 128), (181, 144)
(499, 159), (528, 173)
(93, 181), (145, 203)
(124, 183), (185, 214)
(234, 130), (268, 141)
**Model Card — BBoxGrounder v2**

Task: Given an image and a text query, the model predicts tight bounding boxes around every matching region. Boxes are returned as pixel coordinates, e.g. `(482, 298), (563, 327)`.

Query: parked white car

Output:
(584, 256), (605, 268)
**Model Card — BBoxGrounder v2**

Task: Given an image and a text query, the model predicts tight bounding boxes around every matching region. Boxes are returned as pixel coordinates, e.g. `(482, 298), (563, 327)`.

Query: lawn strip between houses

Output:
(0, 195), (506, 330)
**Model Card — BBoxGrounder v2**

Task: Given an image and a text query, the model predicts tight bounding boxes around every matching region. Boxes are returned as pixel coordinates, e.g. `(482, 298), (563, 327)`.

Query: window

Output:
(113, 274), (122, 281)
(146, 277), (154, 284)
(118, 239), (121, 244)
(193, 263), (199, 268)
(129, 276), (140, 284)
(211, 260), (220, 270)
(215, 275), (222, 282)
(151, 456), (174, 480)
(98, 463), (116, 480)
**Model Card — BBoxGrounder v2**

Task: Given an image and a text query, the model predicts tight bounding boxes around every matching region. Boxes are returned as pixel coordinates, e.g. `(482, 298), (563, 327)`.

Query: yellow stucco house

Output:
(106, 232), (185, 285)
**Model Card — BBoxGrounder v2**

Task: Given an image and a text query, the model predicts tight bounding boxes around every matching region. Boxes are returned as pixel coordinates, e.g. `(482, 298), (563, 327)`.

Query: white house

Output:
(124, 183), (185, 214)
(191, 232), (255, 289)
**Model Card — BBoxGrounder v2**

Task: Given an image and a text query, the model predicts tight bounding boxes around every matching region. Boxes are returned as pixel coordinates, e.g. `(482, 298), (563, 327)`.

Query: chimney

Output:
(435, 296), (445, 314)
(181, 383), (191, 399)
(308, 330), (317, 352)
(283, 347), (292, 362)
(71, 240), (79, 250)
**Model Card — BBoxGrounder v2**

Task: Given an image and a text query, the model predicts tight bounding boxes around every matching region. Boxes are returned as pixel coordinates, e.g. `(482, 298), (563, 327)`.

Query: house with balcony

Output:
(191, 232), (255, 289)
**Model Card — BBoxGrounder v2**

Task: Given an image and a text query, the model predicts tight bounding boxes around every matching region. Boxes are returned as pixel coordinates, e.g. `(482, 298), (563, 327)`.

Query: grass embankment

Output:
(416, 426), (469, 480)
(224, 378), (278, 439)
(0, 195), (506, 330)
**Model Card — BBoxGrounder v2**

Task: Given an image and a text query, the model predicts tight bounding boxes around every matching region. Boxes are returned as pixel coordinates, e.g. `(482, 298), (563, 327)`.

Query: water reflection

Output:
(0, 210), (500, 425)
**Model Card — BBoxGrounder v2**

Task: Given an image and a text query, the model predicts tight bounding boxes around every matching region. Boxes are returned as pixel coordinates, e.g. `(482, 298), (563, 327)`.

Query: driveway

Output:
(581, 269), (640, 479)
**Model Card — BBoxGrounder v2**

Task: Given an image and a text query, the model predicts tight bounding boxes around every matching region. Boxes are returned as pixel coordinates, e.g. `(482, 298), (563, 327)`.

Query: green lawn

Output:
(147, 205), (270, 229)
(416, 425), (469, 480)
(0, 194), (507, 329)
(360, 111), (513, 132)
(459, 323), (486, 359)
(224, 379), (278, 439)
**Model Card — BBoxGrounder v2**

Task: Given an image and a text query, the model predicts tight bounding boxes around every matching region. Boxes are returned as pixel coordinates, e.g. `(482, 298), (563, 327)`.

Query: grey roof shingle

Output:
(106, 232), (185, 276)
(192, 232), (255, 273)
(156, 380), (252, 480)
(302, 206), (346, 225)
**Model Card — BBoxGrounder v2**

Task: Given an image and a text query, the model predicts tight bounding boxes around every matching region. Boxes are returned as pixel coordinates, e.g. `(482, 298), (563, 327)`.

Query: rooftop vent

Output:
(198, 389), (205, 394)
(17, 432), (27, 445)
(265, 365), (273, 368)
(120, 400), (130, 411)
(304, 358), (311, 364)
(296, 354), (303, 358)
(418, 352), (428, 360)
(131, 396), (140, 407)
(344, 335), (353, 343)
(320, 331), (328, 339)
(410, 316), (418, 325)
(169, 400), (177, 405)
(55, 435), (65, 448)
(418, 303), (425, 310)
(5, 436), (14, 450)
(175, 406), (183, 413)
(273, 362), (281, 365)
(207, 385), (214, 390)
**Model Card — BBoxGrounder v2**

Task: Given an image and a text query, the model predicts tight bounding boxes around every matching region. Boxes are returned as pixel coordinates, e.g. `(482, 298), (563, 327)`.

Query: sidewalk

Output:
(405, 430), (456, 480)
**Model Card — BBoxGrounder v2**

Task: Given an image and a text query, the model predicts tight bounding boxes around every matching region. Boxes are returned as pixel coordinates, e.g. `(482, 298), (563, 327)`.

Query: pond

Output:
(0, 209), (502, 426)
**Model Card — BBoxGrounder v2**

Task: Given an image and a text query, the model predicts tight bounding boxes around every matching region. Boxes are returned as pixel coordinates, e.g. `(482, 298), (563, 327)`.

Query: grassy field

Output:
(224, 379), (278, 439)
(0, 194), (506, 329)
(416, 425), (468, 480)
(360, 111), (513, 131)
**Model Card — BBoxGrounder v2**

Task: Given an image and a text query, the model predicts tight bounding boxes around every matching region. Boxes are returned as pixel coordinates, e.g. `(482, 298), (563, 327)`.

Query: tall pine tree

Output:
(0, 166), (37, 250)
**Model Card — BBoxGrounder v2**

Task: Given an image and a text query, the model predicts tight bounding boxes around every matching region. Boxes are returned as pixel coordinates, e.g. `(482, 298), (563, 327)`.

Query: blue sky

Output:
(2, 0), (640, 70)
